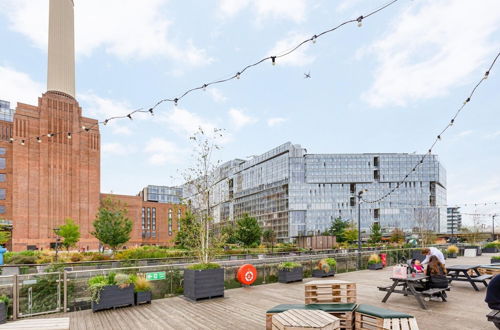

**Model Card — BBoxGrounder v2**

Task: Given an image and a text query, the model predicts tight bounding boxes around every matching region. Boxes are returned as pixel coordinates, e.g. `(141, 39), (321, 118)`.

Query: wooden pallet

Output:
(305, 280), (357, 304)
(267, 310), (353, 330)
(272, 309), (340, 330)
(478, 266), (500, 276)
(355, 313), (419, 330)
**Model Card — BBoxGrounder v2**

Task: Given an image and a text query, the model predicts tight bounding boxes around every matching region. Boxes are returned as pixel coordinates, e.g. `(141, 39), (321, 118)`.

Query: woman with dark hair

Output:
(425, 255), (449, 290)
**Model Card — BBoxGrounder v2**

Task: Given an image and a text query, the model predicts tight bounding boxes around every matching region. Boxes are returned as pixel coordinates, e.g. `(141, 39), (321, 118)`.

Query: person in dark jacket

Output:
(486, 275), (500, 310)
(425, 256), (448, 289)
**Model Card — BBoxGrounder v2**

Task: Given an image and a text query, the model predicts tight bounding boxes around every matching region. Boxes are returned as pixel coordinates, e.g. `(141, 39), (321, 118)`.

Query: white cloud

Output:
(144, 137), (184, 165)
(267, 117), (287, 127)
(0, 66), (43, 106)
(484, 131), (500, 139)
(217, 0), (307, 23)
(361, 0), (500, 107)
(102, 142), (132, 156)
(208, 87), (227, 103)
(267, 33), (315, 66)
(160, 107), (217, 137)
(228, 108), (257, 129)
(457, 130), (474, 137)
(1, 0), (211, 66)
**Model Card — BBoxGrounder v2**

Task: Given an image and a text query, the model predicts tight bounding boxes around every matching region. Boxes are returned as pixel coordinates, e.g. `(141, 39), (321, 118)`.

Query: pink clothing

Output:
(414, 264), (424, 273)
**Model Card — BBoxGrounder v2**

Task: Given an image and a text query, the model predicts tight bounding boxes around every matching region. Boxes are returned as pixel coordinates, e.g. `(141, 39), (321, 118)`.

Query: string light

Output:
(311, 35), (317, 44)
(202, 84), (207, 91)
(37, 137), (41, 143)
(127, 114), (132, 120)
(9, 138), (13, 143)
(236, 72), (241, 79)
(104, 119), (109, 125)
(362, 51), (500, 204)
(67, 132), (72, 139)
(174, 98), (178, 106)
(357, 16), (363, 27)
(271, 56), (276, 66)
(47, 133), (53, 138)
(149, 108), (154, 116)
(20, 140), (25, 146)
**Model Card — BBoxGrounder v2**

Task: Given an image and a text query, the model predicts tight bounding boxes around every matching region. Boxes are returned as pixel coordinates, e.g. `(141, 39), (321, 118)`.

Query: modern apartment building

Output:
(193, 142), (447, 241)
(139, 185), (183, 204)
(446, 207), (462, 234)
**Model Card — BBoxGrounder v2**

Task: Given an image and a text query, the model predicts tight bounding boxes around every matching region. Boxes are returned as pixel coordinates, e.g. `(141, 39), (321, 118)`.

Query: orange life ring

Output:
(237, 264), (257, 285)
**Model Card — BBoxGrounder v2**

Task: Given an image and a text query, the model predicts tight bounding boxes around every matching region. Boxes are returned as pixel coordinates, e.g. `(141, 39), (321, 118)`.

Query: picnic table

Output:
(379, 274), (431, 309)
(446, 264), (492, 291)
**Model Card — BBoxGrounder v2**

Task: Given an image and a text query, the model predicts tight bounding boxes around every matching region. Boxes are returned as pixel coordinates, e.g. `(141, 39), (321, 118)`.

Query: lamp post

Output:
(53, 227), (61, 261)
(493, 214), (497, 241)
(357, 189), (367, 270)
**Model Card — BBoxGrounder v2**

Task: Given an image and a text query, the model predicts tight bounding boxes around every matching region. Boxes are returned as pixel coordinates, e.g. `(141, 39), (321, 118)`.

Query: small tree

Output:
(369, 222), (382, 244)
(92, 197), (133, 253)
(235, 214), (262, 248)
(175, 211), (201, 249)
(0, 225), (10, 247)
(262, 229), (276, 253)
(390, 228), (405, 243)
(220, 223), (238, 245)
(343, 224), (359, 244)
(328, 217), (348, 243)
(58, 218), (80, 251)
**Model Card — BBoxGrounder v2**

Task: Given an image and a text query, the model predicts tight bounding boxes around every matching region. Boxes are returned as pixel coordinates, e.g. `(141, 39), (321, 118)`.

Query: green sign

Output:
(146, 271), (166, 281)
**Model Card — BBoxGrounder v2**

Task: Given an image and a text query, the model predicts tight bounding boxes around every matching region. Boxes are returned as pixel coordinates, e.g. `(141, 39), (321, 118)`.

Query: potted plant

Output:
(447, 245), (459, 258)
(483, 241), (499, 253)
(312, 258), (336, 278)
(0, 295), (9, 324)
(491, 256), (500, 264)
(131, 275), (152, 305)
(278, 262), (303, 283)
(367, 254), (383, 270)
(184, 263), (224, 301)
(89, 273), (135, 312)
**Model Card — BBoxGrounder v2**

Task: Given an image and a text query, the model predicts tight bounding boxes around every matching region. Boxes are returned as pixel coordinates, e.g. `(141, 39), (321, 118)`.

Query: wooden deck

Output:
(33, 254), (497, 330)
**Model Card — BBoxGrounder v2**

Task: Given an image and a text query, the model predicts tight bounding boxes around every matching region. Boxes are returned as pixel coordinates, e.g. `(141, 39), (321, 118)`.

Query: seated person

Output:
(411, 259), (424, 273)
(486, 275), (500, 310)
(424, 256), (448, 290)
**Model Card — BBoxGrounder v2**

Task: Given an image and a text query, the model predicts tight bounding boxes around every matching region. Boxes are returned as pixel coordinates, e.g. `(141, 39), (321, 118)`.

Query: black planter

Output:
(491, 258), (500, 264)
(135, 290), (152, 305)
(447, 253), (457, 258)
(183, 268), (224, 301)
(92, 285), (135, 312)
(312, 269), (335, 278)
(483, 247), (498, 253)
(0, 302), (6, 324)
(368, 263), (383, 270)
(278, 267), (303, 283)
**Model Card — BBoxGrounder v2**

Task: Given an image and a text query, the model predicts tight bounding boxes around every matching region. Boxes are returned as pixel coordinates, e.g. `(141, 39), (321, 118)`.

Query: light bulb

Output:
(21, 140), (25, 146)
(37, 137), (41, 143)
(312, 35), (317, 44)
(174, 98), (178, 106)
(127, 114), (132, 120)
(149, 108), (154, 116)
(67, 132), (72, 139)
(203, 84), (207, 91)
(236, 72), (241, 79)
(271, 56), (276, 66)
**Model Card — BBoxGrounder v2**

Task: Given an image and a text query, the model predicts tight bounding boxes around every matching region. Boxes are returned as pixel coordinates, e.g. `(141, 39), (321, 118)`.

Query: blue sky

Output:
(0, 0), (499, 226)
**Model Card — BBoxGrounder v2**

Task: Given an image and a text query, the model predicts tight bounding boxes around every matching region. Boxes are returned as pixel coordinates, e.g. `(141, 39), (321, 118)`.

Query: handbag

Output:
(392, 264), (408, 279)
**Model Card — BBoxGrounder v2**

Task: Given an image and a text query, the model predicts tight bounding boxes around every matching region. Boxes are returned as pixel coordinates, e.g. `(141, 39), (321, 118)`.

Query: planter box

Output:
(183, 268), (224, 301)
(368, 263), (383, 270)
(92, 285), (135, 312)
(135, 290), (152, 305)
(278, 267), (303, 283)
(447, 253), (457, 258)
(491, 259), (500, 264)
(0, 302), (6, 324)
(312, 269), (335, 278)
(483, 247), (498, 253)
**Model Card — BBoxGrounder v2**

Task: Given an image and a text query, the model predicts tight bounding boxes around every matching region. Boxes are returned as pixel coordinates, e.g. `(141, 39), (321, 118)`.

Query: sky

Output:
(0, 0), (499, 227)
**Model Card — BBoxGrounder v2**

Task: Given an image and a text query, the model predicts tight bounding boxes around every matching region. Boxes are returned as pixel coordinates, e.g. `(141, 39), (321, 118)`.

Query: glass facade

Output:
(0, 100), (14, 122)
(446, 207), (462, 234)
(142, 185), (182, 204)
(185, 142), (447, 241)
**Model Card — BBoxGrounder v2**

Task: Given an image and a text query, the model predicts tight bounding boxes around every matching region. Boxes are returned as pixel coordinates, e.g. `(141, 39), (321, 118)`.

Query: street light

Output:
(493, 214), (497, 241)
(357, 189), (368, 270)
(53, 228), (61, 261)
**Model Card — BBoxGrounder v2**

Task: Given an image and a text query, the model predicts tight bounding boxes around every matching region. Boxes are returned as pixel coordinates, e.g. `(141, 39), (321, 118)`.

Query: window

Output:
(0, 158), (5, 170)
(0, 148), (5, 155)
(152, 208), (156, 231)
(147, 208), (151, 230)
(374, 208), (380, 219)
(168, 209), (173, 236)
(141, 208), (145, 230)
(0, 206), (5, 214)
(350, 197), (356, 207)
(177, 209), (182, 231)
(0, 189), (5, 200)
(0, 174), (5, 182)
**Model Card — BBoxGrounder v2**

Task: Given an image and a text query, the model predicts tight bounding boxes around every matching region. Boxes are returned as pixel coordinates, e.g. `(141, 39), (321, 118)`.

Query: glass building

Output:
(139, 185), (183, 204)
(188, 142), (447, 242)
(0, 100), (14, 122)
(446, 207), (462, 234)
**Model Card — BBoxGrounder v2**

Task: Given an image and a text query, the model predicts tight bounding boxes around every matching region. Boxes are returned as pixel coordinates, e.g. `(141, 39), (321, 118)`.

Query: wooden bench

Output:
(355, 304), (418, 330)
(471, 274), (492, 282)
(272, 309), (340, 330)
(420, 287), (449, 301)
(266, 304), (356, 330)
(487, 310), (500, 329)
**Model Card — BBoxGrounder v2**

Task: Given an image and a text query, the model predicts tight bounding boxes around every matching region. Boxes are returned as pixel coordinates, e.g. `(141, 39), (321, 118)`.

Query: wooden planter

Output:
(491, 259), (500, 264)
(483, 247), (498, 253)
(92, 285), (135, 312)
(447, 253), (457, 258)
(0, 302), (6, 324)
(368, 263), (383, 270)
(278, 267), (303, 283)
(183, 268), (224, 301)
(135, 290), (152, 305)
(312, 269), (335, 278)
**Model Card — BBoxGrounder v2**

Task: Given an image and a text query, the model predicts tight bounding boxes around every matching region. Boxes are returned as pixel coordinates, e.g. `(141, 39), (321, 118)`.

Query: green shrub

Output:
(278, 261), (301, 271)
(0, 295), (10, 306)
(7, 254), (37, 264)
(367, 254), (381, 265)
(115, 274), (131, 288)
(187, 263), (221, 271)
(492, 256), (500, 260)
(484, 241), (500, 249)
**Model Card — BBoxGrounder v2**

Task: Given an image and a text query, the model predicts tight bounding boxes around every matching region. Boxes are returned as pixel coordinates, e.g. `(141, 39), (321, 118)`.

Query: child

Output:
(411, 259), (424, 273)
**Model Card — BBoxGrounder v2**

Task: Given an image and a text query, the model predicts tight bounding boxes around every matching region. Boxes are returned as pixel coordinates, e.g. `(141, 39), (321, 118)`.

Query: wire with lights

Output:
(9, 0), (402, 145)
(361, 50), (500, 204)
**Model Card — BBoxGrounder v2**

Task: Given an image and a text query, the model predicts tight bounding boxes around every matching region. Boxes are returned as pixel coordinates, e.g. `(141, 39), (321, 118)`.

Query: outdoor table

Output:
(446, 264), (491, 291)
(380, 274), (429, 309)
